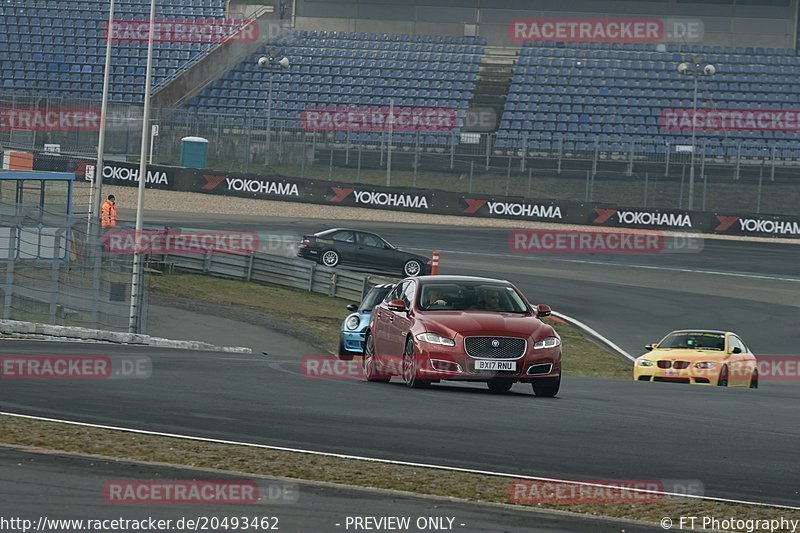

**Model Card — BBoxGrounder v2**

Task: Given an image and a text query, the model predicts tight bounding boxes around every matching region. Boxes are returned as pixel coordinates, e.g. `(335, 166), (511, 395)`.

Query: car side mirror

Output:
(536, 304), (551, 317)
(346, 303), (358, 312)
(645, 343), (656, 351)
(387, 299), (407, 312)
(730, 346), (742, 354)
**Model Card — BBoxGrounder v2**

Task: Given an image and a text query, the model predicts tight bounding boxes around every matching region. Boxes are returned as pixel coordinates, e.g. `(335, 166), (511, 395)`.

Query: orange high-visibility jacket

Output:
(101, 199), (117, 228)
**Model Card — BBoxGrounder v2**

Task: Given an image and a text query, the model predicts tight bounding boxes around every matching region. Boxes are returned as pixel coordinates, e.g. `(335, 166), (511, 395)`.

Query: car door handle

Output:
(388, 314), (394, 322)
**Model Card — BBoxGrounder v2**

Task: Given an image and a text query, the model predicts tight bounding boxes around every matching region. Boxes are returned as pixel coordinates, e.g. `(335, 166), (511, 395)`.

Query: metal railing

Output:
(150, 250), (397, 302)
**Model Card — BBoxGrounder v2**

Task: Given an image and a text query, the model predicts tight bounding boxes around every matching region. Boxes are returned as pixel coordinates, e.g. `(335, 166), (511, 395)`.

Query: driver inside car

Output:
(425, 288), (448, 308)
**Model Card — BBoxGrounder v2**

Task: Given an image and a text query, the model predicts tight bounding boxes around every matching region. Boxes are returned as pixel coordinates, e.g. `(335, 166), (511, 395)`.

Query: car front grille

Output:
(654, 377), (691, 384)
(657, 361), (690, 369)
(464, 336), (526, 359)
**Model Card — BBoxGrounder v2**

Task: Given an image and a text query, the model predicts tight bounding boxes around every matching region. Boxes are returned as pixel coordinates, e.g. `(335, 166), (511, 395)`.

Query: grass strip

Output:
(1, 415), (797, 531)
(148, 272), (632, 379)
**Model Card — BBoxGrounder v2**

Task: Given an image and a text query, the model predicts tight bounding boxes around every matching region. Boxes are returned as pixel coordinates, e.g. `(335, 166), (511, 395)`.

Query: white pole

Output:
(149, 126), (155, 163)
(128, 0), (157, 333)
(89, 0), (116, 235)
(386, 98), (394, 186)
(688, 74), (698, 211)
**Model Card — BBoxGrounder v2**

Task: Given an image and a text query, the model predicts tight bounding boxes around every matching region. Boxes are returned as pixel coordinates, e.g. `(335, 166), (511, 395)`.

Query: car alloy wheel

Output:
(717, 366), (729, 387)
(403, 337), (429, 388)
(321, 250), (340, 267)
(403, 259), (423, 277)
(750, 369), (758, 389)
(532, 375), (560, 397)
(487, 380), (513, 394)
(363, 333), (390, 383)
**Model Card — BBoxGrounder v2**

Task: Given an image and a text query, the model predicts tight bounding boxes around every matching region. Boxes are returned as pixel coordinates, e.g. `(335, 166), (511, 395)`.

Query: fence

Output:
(0, 202), (149, 333)
(3, 91), (799, 216)
(150, 250), (397, 302)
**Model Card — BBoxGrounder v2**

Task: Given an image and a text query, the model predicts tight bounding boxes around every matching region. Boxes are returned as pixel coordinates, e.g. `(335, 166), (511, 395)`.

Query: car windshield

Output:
(360, 287), (392, 312)
(658, 332), (726, 351)
(418, 281), (530, 313)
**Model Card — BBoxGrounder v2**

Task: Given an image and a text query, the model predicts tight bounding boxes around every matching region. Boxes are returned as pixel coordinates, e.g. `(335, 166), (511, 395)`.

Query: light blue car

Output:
(338, 283), (395, 360)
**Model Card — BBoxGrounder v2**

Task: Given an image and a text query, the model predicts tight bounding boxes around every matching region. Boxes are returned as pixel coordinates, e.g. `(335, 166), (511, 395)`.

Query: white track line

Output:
(3, 411), (797, 511)
(551, 311), (636, 363)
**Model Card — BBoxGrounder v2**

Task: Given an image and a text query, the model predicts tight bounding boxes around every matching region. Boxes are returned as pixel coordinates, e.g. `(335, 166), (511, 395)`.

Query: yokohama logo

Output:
(595, 209), (692, 228)
(487, 201), (562, 219)
(329, 187), (429, 209)
(716, 216), (800, 236)
(355, 191), (428, 209)
(224, 178), (299, 196)
(104, 165), (169, 185)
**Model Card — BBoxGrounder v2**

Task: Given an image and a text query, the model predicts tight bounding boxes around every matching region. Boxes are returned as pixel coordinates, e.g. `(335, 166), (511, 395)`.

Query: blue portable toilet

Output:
(180, 136), (209, 168)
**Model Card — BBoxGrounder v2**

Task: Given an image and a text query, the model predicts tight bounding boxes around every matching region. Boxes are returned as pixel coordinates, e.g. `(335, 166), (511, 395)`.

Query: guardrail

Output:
(150, 251), (398, 301)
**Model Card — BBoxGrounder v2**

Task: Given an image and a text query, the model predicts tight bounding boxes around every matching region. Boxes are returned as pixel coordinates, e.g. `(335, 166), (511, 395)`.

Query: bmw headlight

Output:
(416, 333), (455, 346)
(694, 362), (717, 369)
(533, 336), (561, 349)
(638, 359), (654, 367)
(345, 315), (360, 330)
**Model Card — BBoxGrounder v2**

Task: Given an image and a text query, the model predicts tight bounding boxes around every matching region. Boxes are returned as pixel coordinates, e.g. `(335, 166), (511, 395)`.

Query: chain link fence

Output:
(4, 91), (798, 216)
(0, 191), (149, 333)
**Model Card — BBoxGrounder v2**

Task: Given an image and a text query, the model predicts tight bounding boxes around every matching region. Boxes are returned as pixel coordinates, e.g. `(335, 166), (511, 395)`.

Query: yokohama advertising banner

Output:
(459, 196), (580, 224)
(712, 213), (800, 238)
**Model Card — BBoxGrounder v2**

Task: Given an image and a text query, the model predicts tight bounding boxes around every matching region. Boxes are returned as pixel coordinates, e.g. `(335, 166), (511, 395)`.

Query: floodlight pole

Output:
(258, 56), (290, 167)
(89, 0), (115, 234)
(128, 0), (157, 333)
(678, 60), (714, 211)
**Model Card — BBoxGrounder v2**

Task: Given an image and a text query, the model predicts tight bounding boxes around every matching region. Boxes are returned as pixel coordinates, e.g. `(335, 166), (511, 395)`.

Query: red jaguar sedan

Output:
(362, 275), (562, 396)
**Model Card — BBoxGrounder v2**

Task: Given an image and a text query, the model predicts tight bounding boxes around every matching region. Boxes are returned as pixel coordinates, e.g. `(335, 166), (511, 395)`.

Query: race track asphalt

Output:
(142, 213), (800, 357)
(0, 447), (665, 532)
(1, 342), (798, 508)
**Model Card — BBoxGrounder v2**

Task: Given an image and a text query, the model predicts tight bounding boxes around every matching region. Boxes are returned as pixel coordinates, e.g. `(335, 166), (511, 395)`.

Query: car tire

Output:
(749, 369), (758, 389)
(363, 333), (390, 383)
(320, 249), (340, 267)
(403, 259), (424, 277)
(403, 337), (430, 388)
(487, 380), (513, 394)
(717, 366), (729, 387)
(532, 375), (560, 397)
(337, 337), (353, 361)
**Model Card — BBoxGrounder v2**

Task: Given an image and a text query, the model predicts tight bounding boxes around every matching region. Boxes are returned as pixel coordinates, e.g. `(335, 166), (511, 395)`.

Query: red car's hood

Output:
(416, 311), (550, 339)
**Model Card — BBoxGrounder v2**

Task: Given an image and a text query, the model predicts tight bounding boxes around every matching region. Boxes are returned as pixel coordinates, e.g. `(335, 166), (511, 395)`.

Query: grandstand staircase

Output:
(152, 7), (278, 110)
(469, 46), (517, 131)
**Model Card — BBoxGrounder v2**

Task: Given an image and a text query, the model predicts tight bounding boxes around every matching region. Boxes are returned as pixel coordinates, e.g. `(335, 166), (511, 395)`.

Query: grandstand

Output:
(496, 41), (800, 158)
(0, 0), (226, 101)
(1, 0), (799, 180)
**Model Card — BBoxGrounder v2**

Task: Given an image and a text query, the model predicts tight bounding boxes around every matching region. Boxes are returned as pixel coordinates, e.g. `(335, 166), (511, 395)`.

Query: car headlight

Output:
(533, 336), (561, 349)
(694, 362), (717, 369)
(638, 359), (654, 367)
(415, 333), (455, 346)
(345, 316), (360, 330)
